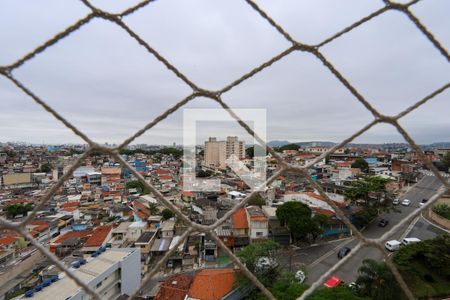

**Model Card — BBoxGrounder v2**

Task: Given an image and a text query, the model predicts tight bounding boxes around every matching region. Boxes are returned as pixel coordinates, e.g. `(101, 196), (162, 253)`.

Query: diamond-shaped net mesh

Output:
(0, 0), (449, 299)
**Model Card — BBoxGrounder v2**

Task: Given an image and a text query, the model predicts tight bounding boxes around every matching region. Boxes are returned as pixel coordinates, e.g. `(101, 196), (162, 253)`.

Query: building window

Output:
(96, 281), (103, 288)
(256, 232), (263, 237)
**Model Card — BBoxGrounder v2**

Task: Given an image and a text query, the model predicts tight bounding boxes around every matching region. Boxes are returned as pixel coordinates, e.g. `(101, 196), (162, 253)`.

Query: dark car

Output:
(419, 198), (429, 207)
(378, 219), (389, 227)
(337, 247), (351, 259)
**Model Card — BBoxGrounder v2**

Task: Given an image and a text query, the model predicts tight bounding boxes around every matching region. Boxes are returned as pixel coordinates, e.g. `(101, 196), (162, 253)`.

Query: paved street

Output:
(302, 175), (448, 285)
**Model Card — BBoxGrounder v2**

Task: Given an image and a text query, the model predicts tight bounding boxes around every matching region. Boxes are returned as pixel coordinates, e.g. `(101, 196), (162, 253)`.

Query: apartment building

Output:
(203, 136), (244, 170)
(21, 248), (141, 300)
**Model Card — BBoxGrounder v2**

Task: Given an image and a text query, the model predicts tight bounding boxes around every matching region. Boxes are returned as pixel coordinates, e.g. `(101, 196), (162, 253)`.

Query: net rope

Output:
(0, 0), (449, 299)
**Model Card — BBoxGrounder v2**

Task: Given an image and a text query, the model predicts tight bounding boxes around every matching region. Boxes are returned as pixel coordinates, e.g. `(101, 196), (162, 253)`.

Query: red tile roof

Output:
(61, 207), (78, 212)
(0, 236), (18, 246)
(232, 208), (248, 230)
(84, 225), (112, 247)
(155, 274), (194, 300)
(4, 198), (31, 205)
(61, 201), (80, 208)
(188, 268), (236, 300)
(312, 207), (334, 217)
(54, 230), (92, 244)
(155, 169), (170, 175)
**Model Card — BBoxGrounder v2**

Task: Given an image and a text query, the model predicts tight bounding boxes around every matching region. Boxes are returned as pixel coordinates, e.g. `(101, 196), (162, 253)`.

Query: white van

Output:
(402, 237), (421, 246)
(385, 240), (401, 251)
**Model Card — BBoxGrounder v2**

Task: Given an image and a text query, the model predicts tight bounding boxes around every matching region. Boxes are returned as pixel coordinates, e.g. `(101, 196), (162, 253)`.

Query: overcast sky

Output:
(0, 0), (449, 146)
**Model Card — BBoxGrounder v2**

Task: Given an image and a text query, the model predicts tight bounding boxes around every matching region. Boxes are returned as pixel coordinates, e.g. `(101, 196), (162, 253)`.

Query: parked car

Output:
(378, 219), (389, 227)
(385, 240), (401, 251)
(348, 282), (360, 291)
(337, 246), (351, 259)
(401, 199), (411, 206)
(324, 276), (344, 288)
(419, 198), (428, 207)
(295, 270), (306, 283)
(402, 237), (421, 246)
(392, 198), (400, 205)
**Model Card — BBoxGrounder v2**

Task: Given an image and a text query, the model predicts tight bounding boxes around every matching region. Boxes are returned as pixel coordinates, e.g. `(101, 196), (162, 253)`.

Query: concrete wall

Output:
(120, 248), (141, 296)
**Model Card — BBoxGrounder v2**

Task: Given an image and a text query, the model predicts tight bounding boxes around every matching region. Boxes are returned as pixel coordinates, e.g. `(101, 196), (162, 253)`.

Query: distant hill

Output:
(266, 140), (450, 150)
(267, 140), (291, 147)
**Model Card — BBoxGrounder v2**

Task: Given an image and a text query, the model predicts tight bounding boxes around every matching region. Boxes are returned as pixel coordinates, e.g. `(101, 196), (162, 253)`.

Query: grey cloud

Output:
(0, 0), (449, 145)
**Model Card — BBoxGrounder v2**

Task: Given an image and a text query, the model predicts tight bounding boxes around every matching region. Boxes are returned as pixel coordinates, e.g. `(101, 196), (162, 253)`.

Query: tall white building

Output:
(203, 136), (245, 169)
(22, 248), (141, 300)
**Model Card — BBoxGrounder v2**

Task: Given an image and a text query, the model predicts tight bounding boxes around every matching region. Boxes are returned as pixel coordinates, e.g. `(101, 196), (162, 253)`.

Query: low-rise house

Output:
(81, 225), (113, 253)
(262, 206), (290, 246)
(155, 274), (194, 300)
(111, 222), (132, 246)
(134, 230), (158, 264)
(161, 220), (175, 238)
(128, 221), (147, 242)
(245, 206), (268, 241)
(186, 268), (236, 300)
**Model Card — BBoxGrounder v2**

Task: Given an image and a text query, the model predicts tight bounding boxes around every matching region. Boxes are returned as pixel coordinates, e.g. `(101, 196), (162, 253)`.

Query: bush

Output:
(423, 274), (435, 283)
(433, 203), (450, 220)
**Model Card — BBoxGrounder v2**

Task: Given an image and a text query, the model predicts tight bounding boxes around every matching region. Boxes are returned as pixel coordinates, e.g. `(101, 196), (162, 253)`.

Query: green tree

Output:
(246, 145), (267, 159)
(126, 180), (150, 195)
(255, 272), (309, 300)
(276, 202), (322, 242)
(344, 176), (390, 205)
(161, 208), (174, 220)
(247, 193), (266, 207)
(351, 158), (369, 173)
(422, 234), (450, 277)
(197, 169), (213, 178)
(148, 203), (159, 215)
(307, 286), (368, 300)
(356, 259), (401, 300)
(279, 143), (300, 152)
(442, 152), (450, 171)
(5, 203), (33, 218)
(237, 240), (280, 287)
(40, 163), (52, 173)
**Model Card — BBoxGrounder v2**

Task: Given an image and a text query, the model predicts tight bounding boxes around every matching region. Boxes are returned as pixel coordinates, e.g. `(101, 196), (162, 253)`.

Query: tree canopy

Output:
(126, 180), (150, 195)
(6, 203), (33, 218)
(40, 163), (52, 173)
(276, 202), (325, 242)
(246, 145), (267, 158)
(237, 240), (281, 287)
(247, 193), (266, 207)
(442, 152), (450, 171)
(351, 158), (369, 173)
(278, 143), (300, 152)
(161, 208), (175, 220)
(356, 259), (402, 300)
(307, 286), (368, 300)
(196, 169), (213, 178)
(120, 147), (183, 158)
(255, 272), (309, 300)
(344, 176), (390, 204)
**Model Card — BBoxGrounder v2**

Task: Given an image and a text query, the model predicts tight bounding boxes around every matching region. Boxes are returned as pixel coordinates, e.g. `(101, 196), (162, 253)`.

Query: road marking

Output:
(400, 215), (421, 240)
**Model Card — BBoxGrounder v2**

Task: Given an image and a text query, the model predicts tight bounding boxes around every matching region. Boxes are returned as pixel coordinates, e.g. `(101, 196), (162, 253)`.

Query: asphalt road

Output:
(302, 174), (448, 285)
